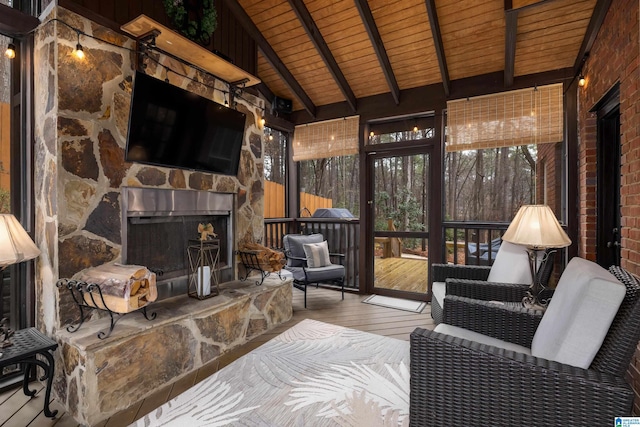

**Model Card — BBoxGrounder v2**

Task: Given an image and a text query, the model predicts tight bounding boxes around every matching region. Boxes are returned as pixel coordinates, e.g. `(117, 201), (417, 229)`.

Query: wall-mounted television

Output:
(125, 71), (246, 176)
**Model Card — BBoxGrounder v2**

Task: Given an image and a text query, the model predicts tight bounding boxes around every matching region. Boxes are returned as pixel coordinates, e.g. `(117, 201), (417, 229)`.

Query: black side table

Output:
(0, 327), (58, 418)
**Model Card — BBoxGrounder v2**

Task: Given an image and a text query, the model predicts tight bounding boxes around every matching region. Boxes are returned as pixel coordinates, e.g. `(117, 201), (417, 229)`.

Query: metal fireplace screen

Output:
(127, 215), (229, 280)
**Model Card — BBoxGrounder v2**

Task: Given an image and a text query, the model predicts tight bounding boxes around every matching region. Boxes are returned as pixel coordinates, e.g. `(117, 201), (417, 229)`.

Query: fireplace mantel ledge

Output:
(55, 277), (292, 352)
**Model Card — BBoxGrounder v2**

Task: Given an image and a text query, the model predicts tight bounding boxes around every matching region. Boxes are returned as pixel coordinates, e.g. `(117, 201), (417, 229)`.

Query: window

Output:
(263, 127), (288, 218)
(298, 154), (360, 217)
(368, 115), (435, 145)
(444, 146), (538, 222)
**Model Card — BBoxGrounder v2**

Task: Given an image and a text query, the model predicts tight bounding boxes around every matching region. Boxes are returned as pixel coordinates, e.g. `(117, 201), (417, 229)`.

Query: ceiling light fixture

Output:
(4, 43), (15, 59)
(578, 75), (586, 87)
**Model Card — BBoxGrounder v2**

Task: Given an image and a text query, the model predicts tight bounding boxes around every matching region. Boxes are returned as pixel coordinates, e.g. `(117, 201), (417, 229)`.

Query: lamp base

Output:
(522, 248), (553, 309)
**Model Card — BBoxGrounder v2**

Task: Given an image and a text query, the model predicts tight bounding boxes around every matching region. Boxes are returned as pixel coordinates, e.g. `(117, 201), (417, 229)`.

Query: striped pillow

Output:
(303, 241), (331, 268)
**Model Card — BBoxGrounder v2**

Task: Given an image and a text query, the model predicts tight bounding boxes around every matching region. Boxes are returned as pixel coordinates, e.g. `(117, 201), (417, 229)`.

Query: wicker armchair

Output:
(430, 244), (555, 324)
(411, 263), (640, 426)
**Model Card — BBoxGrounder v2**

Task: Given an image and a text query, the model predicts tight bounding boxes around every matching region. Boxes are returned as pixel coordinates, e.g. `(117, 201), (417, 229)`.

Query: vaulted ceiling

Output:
(224, 0), (607, 120)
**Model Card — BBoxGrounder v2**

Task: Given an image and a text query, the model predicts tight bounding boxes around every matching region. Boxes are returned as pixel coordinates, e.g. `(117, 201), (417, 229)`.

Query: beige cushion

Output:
(531, 257), (625, 369)
(434, 323), (532, 355)
(486, 241), (533, 284)
(432, 281), (445, 307)
(303, 241), (331, 268)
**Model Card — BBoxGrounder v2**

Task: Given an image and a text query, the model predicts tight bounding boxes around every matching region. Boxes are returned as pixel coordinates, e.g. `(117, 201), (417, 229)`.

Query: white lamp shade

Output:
(502, 205), (571, 249)
(0, 214), (40, 267)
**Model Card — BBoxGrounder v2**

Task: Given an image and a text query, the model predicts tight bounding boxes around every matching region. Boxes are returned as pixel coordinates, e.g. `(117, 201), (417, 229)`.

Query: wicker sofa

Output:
(411, 260), (640, 426)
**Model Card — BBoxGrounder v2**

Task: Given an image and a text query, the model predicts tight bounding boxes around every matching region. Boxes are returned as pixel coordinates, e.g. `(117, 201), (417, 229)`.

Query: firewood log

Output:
(74, 263), (157, 313)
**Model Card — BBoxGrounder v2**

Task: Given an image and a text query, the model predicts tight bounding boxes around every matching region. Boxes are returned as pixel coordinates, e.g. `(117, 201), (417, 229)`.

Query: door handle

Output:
(607, 241), (620, 248)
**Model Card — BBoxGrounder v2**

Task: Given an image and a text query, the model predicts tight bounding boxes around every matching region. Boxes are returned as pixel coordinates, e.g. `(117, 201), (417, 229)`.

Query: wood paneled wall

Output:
(60, 0), (257, 75)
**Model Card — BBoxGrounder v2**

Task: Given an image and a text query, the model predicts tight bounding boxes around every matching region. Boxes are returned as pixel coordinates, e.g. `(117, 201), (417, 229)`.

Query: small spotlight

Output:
(74, 43), (85, 59)
(369, 131), (374, 137)
(260, 117), (266, 127)
(269, 134), (274, 141)
(413, 125), (419, 132)
(578, 75), (586, 87)
(4, 43), (15, 59)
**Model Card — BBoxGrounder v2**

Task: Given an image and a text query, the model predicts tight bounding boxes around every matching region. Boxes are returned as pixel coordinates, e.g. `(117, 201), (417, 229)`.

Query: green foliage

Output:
(163, 0), (218, 43)
(0, 189), (9, 214)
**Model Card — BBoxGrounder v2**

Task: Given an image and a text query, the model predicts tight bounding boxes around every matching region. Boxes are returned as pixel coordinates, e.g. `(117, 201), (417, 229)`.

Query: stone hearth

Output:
(56, 277), (292, 425)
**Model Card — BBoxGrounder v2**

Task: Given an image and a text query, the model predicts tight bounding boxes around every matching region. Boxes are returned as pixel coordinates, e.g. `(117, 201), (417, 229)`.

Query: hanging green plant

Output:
(163, 0), (218, 46)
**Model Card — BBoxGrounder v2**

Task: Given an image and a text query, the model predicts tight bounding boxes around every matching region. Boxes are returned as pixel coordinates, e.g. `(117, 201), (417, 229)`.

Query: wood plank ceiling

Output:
(225, 0), (598, 117)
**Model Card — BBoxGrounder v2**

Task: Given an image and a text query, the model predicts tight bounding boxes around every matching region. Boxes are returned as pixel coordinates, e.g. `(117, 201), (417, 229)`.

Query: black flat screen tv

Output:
(125, 71), (246, 176)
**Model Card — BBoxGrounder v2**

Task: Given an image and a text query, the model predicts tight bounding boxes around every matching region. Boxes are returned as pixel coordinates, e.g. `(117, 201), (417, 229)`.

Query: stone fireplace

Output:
(122, 187), (236, 299)
(33, 5), (267, 331)
(30, 5), (284, 425)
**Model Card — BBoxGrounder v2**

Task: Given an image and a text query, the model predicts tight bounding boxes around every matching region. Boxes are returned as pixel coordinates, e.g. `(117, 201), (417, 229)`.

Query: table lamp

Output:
(502, 205), (571, 308)
(0, 214), (40, 350)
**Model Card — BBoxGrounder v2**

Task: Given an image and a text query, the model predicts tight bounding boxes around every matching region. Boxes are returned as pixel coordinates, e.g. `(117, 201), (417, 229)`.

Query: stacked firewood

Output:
(74, 264), (157, 313)
(242, 243), (286, 272)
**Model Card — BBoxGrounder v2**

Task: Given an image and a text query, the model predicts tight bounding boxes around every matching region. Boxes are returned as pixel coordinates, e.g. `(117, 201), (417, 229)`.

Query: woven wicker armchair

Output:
(411, 264), (640, 426)
(430, 246), (555, 324)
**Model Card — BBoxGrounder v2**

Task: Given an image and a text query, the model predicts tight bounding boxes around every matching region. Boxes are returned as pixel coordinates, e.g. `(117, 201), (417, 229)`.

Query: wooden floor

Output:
(0, 288), (434, 427)
(374, 256), (429, 293)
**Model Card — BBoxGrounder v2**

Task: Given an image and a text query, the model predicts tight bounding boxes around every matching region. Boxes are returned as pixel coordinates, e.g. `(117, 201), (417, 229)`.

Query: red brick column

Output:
(577, 0), (640, 414)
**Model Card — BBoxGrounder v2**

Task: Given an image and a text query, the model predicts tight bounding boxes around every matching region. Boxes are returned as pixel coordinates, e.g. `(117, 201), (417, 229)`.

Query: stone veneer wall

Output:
(32, 4), (270, 422)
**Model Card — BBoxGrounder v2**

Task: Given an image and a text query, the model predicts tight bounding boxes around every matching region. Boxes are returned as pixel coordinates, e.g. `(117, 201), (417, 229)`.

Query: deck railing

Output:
(263, 218), (518, 289)
(442, 221), (511, 266)
(264, 218), (360, 289)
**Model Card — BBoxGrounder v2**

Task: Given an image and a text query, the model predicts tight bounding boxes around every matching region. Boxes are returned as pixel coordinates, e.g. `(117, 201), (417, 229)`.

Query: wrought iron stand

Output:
(56, 279), (156, 339)
(237, 250), (285, 286)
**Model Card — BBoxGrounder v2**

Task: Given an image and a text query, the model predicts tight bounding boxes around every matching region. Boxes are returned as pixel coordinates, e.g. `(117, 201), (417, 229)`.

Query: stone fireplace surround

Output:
(31, 4), (286, 425)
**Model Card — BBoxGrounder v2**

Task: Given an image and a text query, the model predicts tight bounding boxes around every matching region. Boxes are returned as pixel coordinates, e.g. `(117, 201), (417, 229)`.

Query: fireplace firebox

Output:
(121, 187), (235, 300)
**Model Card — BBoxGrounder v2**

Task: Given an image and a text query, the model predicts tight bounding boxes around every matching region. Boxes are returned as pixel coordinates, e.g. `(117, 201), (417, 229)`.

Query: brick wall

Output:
(578, 0), (640, 413)
(535, 142), (562, 212)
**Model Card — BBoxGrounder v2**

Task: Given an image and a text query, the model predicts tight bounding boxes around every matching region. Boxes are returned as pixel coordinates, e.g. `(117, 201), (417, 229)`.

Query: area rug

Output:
(133, 319), (410, 426)
(362, 295), (427, 313)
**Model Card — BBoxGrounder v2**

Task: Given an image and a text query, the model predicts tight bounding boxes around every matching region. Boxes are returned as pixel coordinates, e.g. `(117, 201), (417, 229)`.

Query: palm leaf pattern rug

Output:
(133, 319), (410, 426)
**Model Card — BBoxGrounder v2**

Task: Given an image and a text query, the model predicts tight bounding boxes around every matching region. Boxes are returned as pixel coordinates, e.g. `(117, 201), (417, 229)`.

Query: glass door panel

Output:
(371, 153), (430, 297)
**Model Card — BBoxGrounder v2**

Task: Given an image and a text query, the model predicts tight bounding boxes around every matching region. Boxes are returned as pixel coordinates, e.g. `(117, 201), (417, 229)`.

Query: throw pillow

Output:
(303, 241), (331, 268)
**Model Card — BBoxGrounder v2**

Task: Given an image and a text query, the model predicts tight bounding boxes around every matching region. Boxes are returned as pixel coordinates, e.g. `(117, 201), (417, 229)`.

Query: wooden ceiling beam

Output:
(425, 0), (450, 97)
(222, 0), (317, 118)
(503, 0), (558, 87)
(573, 0), (612, 74)
(0, 4), (39, 37)
(506, 0), (553, 13)
(256, 82), (275, 105)
(289, 67), (573, 125)
(354, 0), (400, 105)
(287, 0), (357, 112)
(504, 8), (518, 87)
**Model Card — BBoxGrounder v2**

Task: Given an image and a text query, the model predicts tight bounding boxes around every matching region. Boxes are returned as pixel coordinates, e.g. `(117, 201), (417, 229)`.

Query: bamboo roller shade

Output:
(293, 116), (360, 161)
(446, 83), (563, 152)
